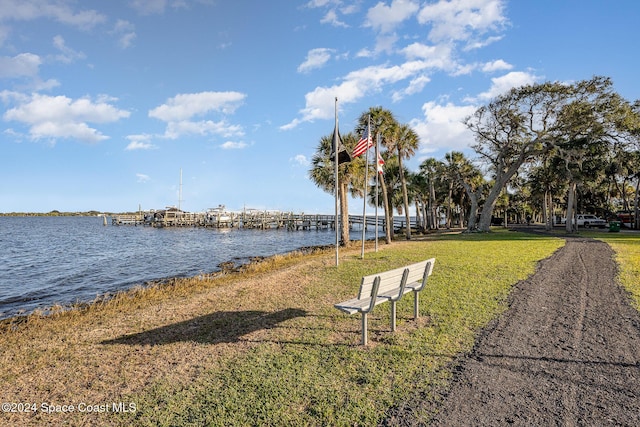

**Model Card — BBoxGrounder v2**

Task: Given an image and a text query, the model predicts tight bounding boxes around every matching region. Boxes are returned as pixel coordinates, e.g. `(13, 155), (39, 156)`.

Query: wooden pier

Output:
(110, 209), (416, 232)
(112, 209), (340, 230)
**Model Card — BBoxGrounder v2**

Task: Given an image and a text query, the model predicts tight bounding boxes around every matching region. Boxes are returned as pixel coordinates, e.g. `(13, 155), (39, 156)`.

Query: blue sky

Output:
(1, 0), (638, 214)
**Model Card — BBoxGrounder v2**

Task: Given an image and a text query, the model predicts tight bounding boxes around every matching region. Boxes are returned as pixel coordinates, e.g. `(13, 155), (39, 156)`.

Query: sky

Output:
(1, 0), (639, 214)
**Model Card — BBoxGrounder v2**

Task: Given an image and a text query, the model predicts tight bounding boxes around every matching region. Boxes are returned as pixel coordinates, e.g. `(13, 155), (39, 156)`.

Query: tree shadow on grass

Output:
(102, 308), (307, 346)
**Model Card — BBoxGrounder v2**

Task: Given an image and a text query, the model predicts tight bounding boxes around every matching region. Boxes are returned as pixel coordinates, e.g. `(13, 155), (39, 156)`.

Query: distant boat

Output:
(143, 206), (186, 227)
(207, 205), (232, 225)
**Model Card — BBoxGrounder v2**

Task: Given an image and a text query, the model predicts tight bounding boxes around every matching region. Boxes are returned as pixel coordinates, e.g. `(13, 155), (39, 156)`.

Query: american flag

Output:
(352, 125), (372, 157)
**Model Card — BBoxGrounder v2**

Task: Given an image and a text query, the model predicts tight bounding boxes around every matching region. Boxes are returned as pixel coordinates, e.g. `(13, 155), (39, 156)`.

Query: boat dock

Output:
(111, 208), (414, 231)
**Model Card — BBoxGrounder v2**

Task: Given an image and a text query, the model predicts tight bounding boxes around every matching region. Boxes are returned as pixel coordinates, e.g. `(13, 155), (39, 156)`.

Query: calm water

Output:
(0, 216), (381, 320)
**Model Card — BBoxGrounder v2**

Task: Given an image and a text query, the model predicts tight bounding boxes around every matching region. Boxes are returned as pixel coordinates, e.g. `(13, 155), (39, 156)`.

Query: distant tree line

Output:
(310, 76), (640, 242)
(1, 211), (113, 216)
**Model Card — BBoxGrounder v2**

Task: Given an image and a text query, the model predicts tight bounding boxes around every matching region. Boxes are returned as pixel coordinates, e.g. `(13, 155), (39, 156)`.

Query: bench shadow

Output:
(102, 308), (307, 346)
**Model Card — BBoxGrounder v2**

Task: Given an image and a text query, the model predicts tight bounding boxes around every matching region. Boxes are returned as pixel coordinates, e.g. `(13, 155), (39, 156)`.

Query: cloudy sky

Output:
(1, 0), (638, 213)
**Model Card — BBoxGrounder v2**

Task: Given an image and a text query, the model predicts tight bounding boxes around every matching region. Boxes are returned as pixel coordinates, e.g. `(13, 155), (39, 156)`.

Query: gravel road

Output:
(387, 236), (640, 426)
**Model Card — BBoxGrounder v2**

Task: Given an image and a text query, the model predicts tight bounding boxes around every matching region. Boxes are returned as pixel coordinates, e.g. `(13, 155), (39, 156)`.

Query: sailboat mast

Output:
(179, 168), (183, 211)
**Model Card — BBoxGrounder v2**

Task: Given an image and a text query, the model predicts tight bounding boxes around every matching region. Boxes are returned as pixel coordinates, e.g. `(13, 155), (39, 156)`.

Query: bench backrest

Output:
(404, 258), (435, 292)
(357, 265), (409, 300)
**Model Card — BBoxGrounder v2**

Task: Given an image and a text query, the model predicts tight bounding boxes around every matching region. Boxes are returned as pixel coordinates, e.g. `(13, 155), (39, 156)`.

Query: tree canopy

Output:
(309, 76), (640, 238)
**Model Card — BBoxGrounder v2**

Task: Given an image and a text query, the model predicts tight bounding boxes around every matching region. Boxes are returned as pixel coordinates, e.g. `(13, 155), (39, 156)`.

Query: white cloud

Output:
(112, 20), (137, 49)
(149, 91), (245, 122)
(410, 101), (478, 154)
(305, 0), (339, 8)
(3, 93), (130, 143)
(136, 173), (151, 183)
(0, 90), (29, 104)
(285, 0), (511, 130)
(475, 70), (540, 101)
(52, 35), (85, 63)
(321, 9), (348, 27)
(464, 35), (503, 51)
(482, 59), (512, 73)
(306, 0), (350, 27)
(280, 118), (303, 131)
(298, 48), (334, 73)
(417, 0), (507, 44)
(401, 42), (455, 70)
(0, 53), (41, 78)
(125, 134), (155, 150)
(392, 74), (431, 102)
(164, 120), (244, 140)
(291, 154), (310, 167)
(129, 0), (194, 15)
(129, 0), (168, 15)
(0, 53), (61, 91)
(363, 0), (419, 54)
(366, 0), (420, 33)
(0, 0), (106, 30)
(149, 91), (246, 139)
(356, 47), (373, 58)
(283, 61), (433, 128)
(220, 141), (247, 149)
(372, 33), (399, 55)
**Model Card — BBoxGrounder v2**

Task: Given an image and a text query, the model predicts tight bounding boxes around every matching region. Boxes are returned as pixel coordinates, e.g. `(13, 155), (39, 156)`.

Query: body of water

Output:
(0, 216), (382, 320)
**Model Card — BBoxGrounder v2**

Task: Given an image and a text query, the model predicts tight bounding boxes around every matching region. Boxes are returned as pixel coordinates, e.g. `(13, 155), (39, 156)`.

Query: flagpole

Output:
(360, 115), (370, 259)
(375, 132), (379, 252)
(334, 97), (340, 267)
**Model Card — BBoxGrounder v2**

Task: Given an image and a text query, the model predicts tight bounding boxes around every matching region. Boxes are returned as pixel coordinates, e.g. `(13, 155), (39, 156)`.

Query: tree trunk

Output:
(477, 181), (504, 231)
(421, 200), (427, 232)
(398, 154), (412, 240)
(476, 159), (524, 232)
(339, 181), (350, 245)
(429, 179), (437, 229)
(460, 181), (479, 231)
(565, 181), (577, 233)
(619, 178), (629, 211)
(543, 190), (554, 231)
(380, 176), (392, 244)
(446, 183), (453, 229)
(635, 179), (640, 230)
(542, 190), (549, 229)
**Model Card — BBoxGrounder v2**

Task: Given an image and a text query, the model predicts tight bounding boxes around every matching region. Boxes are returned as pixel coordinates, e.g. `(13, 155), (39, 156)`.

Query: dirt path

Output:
(392, 237), (640, 426)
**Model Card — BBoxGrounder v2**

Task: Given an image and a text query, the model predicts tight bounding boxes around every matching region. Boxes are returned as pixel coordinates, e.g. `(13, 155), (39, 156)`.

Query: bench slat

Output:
(404, 258), (435, 291)
(358, 268), (405, 297)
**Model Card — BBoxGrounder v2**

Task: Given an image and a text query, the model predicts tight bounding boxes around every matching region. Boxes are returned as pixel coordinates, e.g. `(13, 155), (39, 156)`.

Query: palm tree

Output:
(406, 171), (425, 232)
(442, 151), (487, 230)
(387, 123), (420, 239)
(418, 158), (442, 230)
(309, 132), (360, 245)
(357, 107), (397, 244)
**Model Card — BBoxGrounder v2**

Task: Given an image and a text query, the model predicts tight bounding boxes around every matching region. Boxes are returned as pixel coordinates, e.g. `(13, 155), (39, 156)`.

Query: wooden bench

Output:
(334, 258), (436, 345)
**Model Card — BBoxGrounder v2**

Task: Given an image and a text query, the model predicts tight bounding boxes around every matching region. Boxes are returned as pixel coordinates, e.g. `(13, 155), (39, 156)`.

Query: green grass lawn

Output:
(590, 230), (640, 310)
(117, 230), (564, 426)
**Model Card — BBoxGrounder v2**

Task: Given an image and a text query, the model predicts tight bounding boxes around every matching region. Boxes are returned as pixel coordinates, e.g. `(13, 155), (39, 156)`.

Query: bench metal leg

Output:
(361, 312), (368, 345)
(390, 301), (397, 331)
(414, 291), (419, 319)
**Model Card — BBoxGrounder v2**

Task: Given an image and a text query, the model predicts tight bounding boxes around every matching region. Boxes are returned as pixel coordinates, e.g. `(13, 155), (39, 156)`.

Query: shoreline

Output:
(0, 241), (339, 329)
